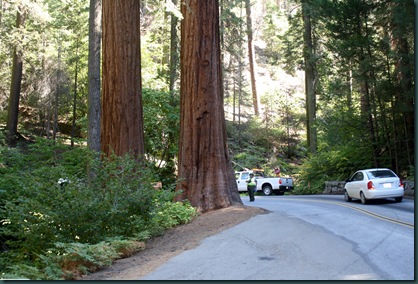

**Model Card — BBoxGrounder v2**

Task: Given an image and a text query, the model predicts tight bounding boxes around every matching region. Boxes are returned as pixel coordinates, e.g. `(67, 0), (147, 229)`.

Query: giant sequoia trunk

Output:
(101, 0), (144, 157)
(175, 0), (242, 212)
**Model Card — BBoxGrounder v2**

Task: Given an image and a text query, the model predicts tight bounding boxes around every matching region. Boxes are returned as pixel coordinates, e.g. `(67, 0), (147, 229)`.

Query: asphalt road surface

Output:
(141, 195), (414, 280)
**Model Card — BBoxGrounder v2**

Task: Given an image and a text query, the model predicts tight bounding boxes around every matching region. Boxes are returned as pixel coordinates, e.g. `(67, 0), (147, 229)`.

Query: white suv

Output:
(344, 168), (404, 204)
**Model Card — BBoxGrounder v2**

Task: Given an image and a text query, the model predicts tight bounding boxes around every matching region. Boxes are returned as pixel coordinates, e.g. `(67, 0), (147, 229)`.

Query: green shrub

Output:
(52, 241), (120, 279)
(294, 143), (374, 195)
(0, 138), (197, 280)
(1, 149), (159, 254)
(151, 199), (198, 230)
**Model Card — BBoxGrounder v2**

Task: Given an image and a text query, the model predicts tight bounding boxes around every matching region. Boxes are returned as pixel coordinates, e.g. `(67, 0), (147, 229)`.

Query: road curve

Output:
(141, 195), (414, 280)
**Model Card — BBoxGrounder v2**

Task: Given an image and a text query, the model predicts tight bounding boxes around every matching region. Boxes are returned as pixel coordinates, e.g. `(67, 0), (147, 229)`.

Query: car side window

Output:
(352, 172), (364, 181)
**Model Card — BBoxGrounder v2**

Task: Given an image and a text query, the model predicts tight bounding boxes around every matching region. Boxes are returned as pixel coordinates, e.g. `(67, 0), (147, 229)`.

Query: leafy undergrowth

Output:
(0, 136), (197, 280)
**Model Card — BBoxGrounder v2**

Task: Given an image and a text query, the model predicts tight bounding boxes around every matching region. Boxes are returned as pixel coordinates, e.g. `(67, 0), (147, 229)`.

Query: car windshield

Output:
(367, 170), (396, 179)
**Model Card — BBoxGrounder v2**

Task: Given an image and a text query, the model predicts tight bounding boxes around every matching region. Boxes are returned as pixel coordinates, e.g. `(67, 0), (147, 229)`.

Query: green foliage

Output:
(52, 241), (119, 279)
(295, 143), (374, 195)
(227, 117), (305, 174)
(2, 237), (147, 280)
(151, 199), (198, 230)
(143, 88), (180, 187)
(0, 138), (197, 280)
(1, 142), (153, 251)
(405, 166), (414, 181)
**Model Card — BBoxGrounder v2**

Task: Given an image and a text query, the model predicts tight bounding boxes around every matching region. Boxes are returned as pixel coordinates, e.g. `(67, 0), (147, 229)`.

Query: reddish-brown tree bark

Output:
(175, 0), (242, 212)
(101, 0), (144, 157)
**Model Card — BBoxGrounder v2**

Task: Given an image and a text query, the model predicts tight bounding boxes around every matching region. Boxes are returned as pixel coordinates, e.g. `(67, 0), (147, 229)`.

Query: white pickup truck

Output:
(235, 169), (294, 196)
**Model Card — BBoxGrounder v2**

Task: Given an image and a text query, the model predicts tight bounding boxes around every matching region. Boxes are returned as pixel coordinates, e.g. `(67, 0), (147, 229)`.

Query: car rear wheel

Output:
(344, 190), (352, 202)
(394, 196), (403, 202)
(262, 185), (272, 196)
(360, 192), (367, 204)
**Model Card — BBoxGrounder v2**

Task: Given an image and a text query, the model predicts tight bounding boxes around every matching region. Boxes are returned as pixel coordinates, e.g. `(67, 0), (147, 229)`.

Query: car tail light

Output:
(367, 181), (375, 190)
(279, 179), (282, 185)
(400, 180), (404, 187)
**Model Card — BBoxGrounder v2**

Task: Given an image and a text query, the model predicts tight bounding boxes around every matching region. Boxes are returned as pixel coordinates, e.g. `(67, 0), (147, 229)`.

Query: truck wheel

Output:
(262, 185), (273, 196)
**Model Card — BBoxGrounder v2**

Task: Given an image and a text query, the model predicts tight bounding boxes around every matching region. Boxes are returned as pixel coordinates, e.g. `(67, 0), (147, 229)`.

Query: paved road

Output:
(141, 195), (414, 280)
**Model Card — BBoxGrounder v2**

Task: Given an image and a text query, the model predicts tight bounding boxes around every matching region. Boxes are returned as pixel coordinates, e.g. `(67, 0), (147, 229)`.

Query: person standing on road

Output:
(246, 173), (257, 202)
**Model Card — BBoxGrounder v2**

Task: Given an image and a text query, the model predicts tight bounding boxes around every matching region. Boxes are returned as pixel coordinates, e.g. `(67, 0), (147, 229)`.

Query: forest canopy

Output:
(0, 0), (414, 189)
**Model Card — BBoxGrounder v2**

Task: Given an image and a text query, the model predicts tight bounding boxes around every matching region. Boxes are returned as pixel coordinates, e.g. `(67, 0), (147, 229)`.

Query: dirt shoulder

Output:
(79, 205), (268, 280)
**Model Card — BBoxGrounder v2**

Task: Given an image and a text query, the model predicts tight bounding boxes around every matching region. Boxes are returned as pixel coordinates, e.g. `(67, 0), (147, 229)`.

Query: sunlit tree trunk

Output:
(175, 0), (242, 212)
(245, 0), (259, 116)
(101, 0), (144, 158)
(168, 0), (179, 93)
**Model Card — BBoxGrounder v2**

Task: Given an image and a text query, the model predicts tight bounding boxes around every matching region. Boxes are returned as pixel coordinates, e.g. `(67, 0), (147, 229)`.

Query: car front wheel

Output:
(344, 190), (352, 202)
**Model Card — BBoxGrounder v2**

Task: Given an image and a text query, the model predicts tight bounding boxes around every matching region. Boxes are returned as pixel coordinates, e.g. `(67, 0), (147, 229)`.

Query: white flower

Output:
(58, 178), (70, 186)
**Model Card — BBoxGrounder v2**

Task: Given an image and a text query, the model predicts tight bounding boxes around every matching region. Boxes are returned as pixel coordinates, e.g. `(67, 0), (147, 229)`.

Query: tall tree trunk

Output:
(175, 0), (242, 212)
(71, 38), (79, 148)
(390, 0), (414, 169)
(6, 9), (25, 147)
(168, 0), (179, 93)
(384, 52), (399, 172)
(358, 62), (379, 167)
(245, 0), (259, 116)
(53, 43), (61, 144)
(87, 0), (102, 152)
(360, 72), (379, 167)
(46, 92), (51, 139)
(356, 12), (378, 167)
(101, 0), (144, 158)
(0, 0), (3, 25)
(301, 0), (317, 154)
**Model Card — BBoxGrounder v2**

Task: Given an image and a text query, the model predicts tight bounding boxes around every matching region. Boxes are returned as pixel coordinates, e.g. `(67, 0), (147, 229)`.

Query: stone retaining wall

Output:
(323, 180), (415, 198)
(323, 181), (346, 194)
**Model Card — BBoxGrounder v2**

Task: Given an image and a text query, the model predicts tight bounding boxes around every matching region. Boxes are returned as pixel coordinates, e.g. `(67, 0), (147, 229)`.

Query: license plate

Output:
(382, 183), (392, 188)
